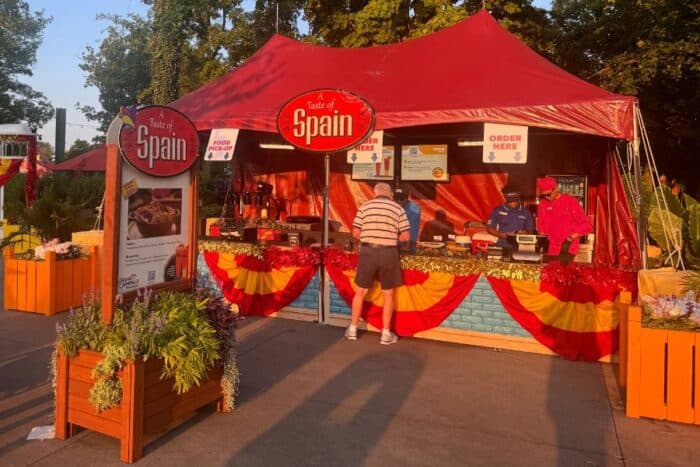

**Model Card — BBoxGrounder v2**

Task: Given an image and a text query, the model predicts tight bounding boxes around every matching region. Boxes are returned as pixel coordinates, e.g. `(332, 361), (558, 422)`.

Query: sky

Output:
(25, 0), (551, 151)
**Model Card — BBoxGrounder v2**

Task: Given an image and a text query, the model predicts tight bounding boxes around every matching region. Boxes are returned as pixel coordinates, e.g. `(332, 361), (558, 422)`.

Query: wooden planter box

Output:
(3, 246), (99, 316)
(624, 305), (700, 425)
(55, 349), (224, 463)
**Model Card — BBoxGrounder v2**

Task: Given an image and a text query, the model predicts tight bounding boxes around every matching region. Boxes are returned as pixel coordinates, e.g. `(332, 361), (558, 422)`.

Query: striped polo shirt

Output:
(352, 196), (410, 246)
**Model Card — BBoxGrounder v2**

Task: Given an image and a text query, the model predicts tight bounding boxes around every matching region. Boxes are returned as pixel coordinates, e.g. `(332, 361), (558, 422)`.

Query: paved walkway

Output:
(2, 306), (700, 466)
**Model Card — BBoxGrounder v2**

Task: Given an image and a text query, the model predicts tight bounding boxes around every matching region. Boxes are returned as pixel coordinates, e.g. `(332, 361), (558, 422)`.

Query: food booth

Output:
(173, 11), (641, 361)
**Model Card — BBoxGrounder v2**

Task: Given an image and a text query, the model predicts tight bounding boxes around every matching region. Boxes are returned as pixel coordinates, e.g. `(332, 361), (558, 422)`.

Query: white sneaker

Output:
(380, 331), (398, 345)
(345, 326), (357, 340)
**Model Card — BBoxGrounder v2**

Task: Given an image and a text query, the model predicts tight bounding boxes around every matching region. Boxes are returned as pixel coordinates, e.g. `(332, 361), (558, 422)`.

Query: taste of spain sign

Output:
(277, 89), (375, 153)
(119, 105), (200, 176)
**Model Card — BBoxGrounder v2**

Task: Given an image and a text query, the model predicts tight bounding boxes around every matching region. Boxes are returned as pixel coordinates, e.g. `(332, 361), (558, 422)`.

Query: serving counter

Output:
(197, 239), (636, 361)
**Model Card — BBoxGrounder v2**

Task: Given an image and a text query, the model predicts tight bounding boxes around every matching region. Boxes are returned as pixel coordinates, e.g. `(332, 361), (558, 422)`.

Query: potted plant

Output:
(53, 290), (239, 463)
(3, 172), (105, 315)
(623, 271), (700, 424)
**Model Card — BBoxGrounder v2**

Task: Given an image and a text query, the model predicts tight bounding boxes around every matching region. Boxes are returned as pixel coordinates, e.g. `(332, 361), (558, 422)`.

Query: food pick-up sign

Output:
(119, 106), (200, 176)
(277, 89), (375, 152)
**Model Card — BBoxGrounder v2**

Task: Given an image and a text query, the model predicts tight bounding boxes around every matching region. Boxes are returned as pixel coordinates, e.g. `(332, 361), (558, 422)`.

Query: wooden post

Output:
(101, 143), (122, 325)
(618, 290), (632, 390)
(54, 350), (70, 439)
(626, 305), (642, 418)
(187, 166), (199, 287)
(120, 360), (145, 463)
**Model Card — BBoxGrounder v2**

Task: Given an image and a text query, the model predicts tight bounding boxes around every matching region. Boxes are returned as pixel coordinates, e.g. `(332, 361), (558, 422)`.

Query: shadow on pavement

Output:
(227, 349), (423, 467)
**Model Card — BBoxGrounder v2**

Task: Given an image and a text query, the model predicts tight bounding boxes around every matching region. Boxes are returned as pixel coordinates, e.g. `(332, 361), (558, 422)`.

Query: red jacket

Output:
(537, 194), (591, 255)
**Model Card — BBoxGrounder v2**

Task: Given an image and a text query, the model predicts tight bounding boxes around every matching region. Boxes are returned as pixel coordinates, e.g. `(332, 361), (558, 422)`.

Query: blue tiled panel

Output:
(289, 272), (320, 310)
(441, 276), (531, 337)
(329, 275), (530, 337)
(329, 281), (352, 315)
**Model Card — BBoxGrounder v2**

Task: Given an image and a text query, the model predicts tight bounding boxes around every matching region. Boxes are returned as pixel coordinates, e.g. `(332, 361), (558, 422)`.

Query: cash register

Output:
(506, 234), (548, 263)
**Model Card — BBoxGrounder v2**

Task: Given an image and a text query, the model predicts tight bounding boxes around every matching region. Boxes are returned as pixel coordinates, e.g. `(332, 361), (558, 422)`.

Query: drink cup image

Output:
(383, 154), (391, 175)
(375, 162), (381, 176)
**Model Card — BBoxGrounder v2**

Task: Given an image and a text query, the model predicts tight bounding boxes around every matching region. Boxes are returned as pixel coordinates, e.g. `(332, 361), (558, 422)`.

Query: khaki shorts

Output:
(354, 244), (402, 290)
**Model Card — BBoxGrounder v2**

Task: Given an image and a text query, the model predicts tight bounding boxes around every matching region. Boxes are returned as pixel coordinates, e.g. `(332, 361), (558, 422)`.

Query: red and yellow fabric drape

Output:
(326, 265), (479, 336)
(325, 251), (636, 361)
(202, 247), (319, 316)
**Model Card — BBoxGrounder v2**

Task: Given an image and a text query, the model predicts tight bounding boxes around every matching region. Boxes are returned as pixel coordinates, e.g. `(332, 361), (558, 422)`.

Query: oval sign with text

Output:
(277, 89), (375, 153)
(119, 105), (200, 177)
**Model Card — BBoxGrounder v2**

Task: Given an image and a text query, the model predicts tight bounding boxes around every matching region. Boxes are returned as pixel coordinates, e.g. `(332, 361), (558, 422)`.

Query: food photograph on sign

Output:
(400, 145), (448, 181)
(127, 188), (182, 240)
(351, 146), (394, 180)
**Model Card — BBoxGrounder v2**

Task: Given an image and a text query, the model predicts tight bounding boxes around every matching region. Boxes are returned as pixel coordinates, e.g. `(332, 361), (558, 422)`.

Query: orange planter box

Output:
(3, 246), (99, 316)
(624, 305), (700, 425)
(55, 349), (224, 463)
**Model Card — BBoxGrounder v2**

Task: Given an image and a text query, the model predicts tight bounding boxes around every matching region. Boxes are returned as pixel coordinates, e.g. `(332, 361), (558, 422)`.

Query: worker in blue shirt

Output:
(486, 185), (535, 249)
(394, 186), (421, 253)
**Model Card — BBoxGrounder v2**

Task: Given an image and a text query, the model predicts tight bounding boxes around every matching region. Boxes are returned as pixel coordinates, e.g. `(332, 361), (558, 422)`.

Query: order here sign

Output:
(482, 123), (528, 164)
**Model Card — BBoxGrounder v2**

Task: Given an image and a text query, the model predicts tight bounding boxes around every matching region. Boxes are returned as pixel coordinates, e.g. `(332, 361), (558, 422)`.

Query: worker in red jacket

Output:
(536, 177), (591, 264)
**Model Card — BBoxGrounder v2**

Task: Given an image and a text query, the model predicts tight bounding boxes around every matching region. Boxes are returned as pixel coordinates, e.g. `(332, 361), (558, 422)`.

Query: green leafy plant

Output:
(15, 173), (105, 242)
(623, 167), (700, 269)
(54, 290), (236, 413)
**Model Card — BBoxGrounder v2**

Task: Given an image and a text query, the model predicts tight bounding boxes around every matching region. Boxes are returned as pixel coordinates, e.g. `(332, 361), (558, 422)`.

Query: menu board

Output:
(117, 162), (190, 293)
(351, 145), (394, 180)
(400, 145), (448, 181)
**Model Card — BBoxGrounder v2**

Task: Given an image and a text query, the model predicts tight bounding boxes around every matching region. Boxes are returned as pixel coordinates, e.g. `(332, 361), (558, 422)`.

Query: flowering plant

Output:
(640, 291), (700, 330)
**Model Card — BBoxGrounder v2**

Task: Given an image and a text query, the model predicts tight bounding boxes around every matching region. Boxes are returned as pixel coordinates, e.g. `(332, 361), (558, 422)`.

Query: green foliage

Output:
(55, 300), (107, 357)
(550, 0), (700, 195)
(303, 1), (551, 53)
(654, 185), (686, 218)
(155, 294), (221, 393)
(0, 0), (53, 126)
(65, 139), (92, 159)
(648, 207), (683, 266)
(15, 173), (105, 241)
(54, 291), (234, 412)
(78, 13), (152, 135)
(689, 205), (700, 255)
(89, 377), (123, 413)
(682, 271), (700, 301)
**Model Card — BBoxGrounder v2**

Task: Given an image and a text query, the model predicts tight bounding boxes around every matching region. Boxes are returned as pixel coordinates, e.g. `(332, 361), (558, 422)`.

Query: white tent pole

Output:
(632, 103), (646, 268)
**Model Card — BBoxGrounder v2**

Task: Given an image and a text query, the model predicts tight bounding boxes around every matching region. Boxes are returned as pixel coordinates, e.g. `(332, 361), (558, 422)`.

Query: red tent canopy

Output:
(52, 145), (106, 172)
(173, 11), (635, 139)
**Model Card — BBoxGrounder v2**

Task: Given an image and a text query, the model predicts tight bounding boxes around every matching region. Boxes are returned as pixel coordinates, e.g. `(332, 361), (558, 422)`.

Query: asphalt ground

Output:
(2, 257), (700, 466)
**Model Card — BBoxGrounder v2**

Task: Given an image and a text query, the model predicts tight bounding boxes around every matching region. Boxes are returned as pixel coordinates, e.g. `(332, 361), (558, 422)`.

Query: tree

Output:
(304, 1), (552, 54)
(0, 0), (53, 126)
(550, 0), (700, 195)
(37, 141), (53, 161)
(78, 14), (152, 135)
(65, 139), (92, 159)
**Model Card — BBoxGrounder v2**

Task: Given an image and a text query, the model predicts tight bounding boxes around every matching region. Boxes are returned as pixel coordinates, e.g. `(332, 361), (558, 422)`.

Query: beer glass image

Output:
(374, 161), (382, 176)
(383, 153), (391, 176)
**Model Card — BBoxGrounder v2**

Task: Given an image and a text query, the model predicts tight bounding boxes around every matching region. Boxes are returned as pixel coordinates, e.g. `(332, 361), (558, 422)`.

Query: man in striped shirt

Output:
(346, 183), (410, 345)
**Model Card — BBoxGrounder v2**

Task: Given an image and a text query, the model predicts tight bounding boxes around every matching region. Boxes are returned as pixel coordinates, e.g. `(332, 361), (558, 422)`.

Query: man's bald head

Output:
(374, 182), (392, 197)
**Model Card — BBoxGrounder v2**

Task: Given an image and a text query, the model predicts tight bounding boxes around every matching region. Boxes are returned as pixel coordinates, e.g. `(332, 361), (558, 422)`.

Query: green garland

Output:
(198, 240), (265, 258)
(399, 255), (542, 282)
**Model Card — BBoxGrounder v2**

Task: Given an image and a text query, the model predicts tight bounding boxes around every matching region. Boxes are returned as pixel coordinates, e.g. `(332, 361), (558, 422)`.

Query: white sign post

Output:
(346, 130), (383, 163)
(482, 123), (528, 164)
(205, 128), (239, 161)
